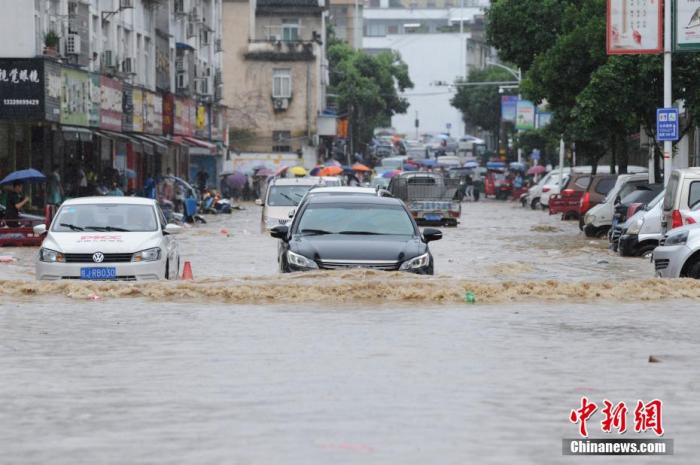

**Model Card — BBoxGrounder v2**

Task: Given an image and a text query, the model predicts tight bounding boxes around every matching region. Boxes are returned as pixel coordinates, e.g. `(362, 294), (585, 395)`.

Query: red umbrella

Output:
(352, 163), (371, 172)
(527, 165), (546, 175)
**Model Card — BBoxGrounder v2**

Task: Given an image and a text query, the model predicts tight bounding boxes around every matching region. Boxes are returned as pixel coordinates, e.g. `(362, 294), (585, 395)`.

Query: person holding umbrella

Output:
(6, 182), (30, 227)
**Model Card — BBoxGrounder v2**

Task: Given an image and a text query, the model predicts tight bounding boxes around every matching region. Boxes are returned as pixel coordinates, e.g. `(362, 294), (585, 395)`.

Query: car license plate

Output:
(80, 267), (117, 280)
(425, 214), (442, 222)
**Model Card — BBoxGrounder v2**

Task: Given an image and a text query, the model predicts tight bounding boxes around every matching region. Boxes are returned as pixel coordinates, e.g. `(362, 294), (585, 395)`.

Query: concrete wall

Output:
(0, 0), (38, 57)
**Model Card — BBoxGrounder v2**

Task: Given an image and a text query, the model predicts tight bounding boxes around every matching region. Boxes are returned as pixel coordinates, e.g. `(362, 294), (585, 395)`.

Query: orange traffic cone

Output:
(181, 261), (193, 280)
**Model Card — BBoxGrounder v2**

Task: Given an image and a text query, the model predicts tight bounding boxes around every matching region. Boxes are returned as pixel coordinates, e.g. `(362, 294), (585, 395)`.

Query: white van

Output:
(661, 168), (700, 233)
(259, 177), (324, 230)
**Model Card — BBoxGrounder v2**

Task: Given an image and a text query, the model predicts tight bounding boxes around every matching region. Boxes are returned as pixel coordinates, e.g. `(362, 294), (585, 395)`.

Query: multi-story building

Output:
(0, 0), (227, 195)
(222, 0), (329, 165)
(328, 0), (363, 49)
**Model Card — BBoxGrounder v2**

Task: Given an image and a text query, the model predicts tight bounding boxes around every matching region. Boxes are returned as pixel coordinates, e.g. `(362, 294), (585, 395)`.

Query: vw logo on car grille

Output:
(92, 252), (105, 263)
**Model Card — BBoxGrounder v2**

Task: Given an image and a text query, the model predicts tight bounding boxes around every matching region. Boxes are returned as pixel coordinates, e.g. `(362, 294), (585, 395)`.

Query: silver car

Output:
(652, 224), (700, 278)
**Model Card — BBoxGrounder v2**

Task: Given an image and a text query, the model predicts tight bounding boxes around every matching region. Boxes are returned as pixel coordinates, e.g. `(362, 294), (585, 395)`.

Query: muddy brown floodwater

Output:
(1, 200), (698, 464)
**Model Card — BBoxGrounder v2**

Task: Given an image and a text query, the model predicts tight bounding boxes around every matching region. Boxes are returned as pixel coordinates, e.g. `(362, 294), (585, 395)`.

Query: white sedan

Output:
(35, 197), (182, 281)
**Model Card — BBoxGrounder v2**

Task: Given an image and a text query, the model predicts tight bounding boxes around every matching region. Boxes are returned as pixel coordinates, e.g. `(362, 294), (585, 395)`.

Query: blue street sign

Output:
(531, 149), (541, 160)
(657, 108), (679, 142)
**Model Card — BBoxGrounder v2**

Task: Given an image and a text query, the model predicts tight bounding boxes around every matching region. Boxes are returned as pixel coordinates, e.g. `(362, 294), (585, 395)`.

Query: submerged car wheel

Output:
(636, 244), (656, 258)
(683, 258), (700, 279)
(530, 198), (540, 210)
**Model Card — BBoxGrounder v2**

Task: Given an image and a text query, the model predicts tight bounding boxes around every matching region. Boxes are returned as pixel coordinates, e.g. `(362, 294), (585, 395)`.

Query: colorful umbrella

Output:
(419, 159), (437, 167)
(0, 168), (46, 185)
(324, 160), (342, 167)
(226, 172), (247, 189)
(320, 166), (343, 176)
(352, 163), (371, 172)
(381, 170), (401, 179)
(290, 166), (307, 176)
(254, 168), (274, 177)
(527, 165), (547, 175)
(309, 166), (322, 176)
(464, 160), (479, 169)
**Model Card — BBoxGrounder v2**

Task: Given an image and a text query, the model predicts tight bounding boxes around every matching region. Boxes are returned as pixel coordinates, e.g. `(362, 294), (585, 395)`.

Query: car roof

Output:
(61, 196), (157, 206)
(270, 177), (323, 186)
(307, 195), (403, 206)
(309, 186), (378, 194)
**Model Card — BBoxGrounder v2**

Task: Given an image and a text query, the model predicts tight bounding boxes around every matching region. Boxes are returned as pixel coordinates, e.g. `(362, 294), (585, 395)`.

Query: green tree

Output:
(450, 66), (514, 135)
(328, 42), (413, 155)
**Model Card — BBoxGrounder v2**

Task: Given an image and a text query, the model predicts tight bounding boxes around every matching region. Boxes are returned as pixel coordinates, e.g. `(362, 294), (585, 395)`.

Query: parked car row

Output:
(526, 165), (700, 280)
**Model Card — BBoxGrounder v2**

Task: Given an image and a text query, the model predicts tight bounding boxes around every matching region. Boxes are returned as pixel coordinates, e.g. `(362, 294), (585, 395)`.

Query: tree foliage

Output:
(486, 0), (700, 175)
(450, 67), (514, 134)
(328, 41), (413, 152)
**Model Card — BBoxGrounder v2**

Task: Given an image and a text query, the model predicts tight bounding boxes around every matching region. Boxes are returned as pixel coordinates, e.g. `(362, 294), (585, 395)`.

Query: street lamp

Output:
(487, 61), (523, 163)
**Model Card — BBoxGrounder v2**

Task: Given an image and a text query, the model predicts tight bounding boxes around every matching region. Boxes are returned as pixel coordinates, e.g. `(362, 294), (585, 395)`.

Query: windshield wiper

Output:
(84, 226), (131, 232)
(338, 231), (387, 235)
(300, 229), (334, 236)
(279, 192), (299, 205)
(59, 223), (84, 231)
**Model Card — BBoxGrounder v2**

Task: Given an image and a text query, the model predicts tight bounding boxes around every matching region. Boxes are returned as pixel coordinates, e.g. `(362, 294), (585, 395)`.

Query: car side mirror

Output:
(270, 225), (289, 241)
(422, 228), (442, 243)
(255, 199), (263, 206)
(33, 224), (47, 236)
(164, 223), (183, 235)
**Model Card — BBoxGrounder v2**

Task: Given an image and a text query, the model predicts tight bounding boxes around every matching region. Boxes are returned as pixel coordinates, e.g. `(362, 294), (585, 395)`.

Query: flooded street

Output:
(1, 201), (698, 464)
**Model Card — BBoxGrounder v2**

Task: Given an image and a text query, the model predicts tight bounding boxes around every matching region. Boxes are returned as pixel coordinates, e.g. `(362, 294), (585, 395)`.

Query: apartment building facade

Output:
(222, 0), (329, 162)
(0, 0), (227, 193)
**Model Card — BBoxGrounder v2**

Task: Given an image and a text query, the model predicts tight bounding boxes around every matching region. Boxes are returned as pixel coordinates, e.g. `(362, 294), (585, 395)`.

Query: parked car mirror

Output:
(422, 228), (443, 243)
(164, 223), (183, 235)
(270, 225), (289, 241)
(33, 224), (47, 236)
(255, 199), (263, 206)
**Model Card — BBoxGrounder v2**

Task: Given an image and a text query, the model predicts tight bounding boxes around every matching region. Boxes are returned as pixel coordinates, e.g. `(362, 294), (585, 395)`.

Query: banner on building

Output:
(515, 100), (536, 130)
(607, 0), (663, 55)
(89, 73), (101, 127)
(44, 60), (62, 122)
(144, 90), (163, 135)
(0, 58), (46, 121)
(61, 67), (91, 126)
(121, 83), (134, 132)
(162, 93), (175, 135)
(174, 97), (195, 136)
(675, 0), (700, 51)
(132, 88), (144, 133)
(501, 96), (518, 123)
(100, 76), (123, 131)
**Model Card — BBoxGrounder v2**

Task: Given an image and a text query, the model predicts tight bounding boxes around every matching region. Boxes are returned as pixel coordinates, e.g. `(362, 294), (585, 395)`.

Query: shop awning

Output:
(62, 126), (94, 142)
(131, 134), (168, 155)
(97, 130), (144, 149)
(183, 136), (218, 154)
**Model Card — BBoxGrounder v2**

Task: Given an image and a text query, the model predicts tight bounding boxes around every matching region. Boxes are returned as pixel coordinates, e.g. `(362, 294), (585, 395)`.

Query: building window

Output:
(272, 69), (292, 98)
(366, 23), (386, 37)
(369, 0), (380, 7)
(282, 19), (300, 42)
(388, 25), (398, 34)
(273, 131), (292, 152)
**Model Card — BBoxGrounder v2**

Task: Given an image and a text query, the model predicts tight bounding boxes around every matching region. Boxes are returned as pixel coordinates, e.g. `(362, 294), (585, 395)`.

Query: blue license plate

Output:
(425, 214), (443, 222)
(80, 267), (117, 280)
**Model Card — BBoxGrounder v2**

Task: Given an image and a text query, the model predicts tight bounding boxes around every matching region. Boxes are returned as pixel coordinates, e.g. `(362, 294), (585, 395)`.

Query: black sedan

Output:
(270, 195), (442, 274)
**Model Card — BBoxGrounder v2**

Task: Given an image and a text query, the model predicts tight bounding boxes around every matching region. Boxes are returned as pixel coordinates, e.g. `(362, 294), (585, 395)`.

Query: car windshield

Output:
(52, 204), (157, 232)
(297, 204), (415, 236)
(267, 185), (313, 207)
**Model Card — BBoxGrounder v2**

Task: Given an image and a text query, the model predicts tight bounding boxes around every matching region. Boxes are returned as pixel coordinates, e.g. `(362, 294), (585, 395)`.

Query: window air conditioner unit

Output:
(66, 34), (81, 55)
(273, 98), (289, 111)
(120, 0), (134, 9)
(190, 7), (200, 23)
(122, 57), (135, 73)
(200, 29), (210, 45)
(215, 38), (223, 52)
(186, 21), (196, 38)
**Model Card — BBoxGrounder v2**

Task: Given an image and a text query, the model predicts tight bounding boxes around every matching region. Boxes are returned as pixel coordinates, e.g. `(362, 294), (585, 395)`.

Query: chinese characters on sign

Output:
(569, 397), (664, 437)
(657, 108), (679, 141)
(0, 58), (46, 120)
(607, 0), (663, 54)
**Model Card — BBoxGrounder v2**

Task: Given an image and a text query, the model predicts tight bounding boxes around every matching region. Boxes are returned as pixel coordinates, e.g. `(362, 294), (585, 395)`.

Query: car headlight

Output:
(665, 230), (689, 246)
(286, 251), (318, 269)
(39, 248), (64, 263)
(400, 253), (430, 271)
(132, 247), (162, 262)
(585, 213), (596, 225)
(627, 217), (644, 235)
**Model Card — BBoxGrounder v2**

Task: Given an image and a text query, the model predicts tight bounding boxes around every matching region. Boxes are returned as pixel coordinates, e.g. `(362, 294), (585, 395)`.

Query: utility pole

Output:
(663, 0), (672, 186)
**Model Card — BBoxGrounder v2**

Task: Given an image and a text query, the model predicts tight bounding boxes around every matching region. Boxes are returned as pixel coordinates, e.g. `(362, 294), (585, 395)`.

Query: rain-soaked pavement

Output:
(1, 200), (699, 464)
